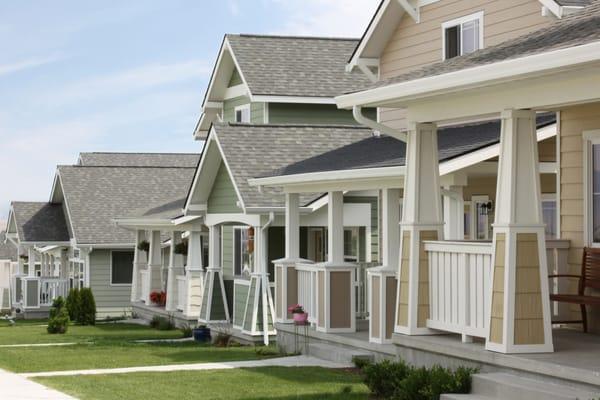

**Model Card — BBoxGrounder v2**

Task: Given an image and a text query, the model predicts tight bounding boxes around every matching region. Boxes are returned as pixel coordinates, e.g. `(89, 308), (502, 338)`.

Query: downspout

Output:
(353, 106), (407, 142)
(261, 212), (275, 346)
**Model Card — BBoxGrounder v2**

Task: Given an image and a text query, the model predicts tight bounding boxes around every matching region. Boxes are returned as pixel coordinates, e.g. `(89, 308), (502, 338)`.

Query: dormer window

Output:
(442, 12), (484, 60)
(234, 104), (250, 123)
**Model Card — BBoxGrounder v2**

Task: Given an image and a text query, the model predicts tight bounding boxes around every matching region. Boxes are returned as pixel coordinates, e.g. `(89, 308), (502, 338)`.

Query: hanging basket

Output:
(137, 240), (150, 253)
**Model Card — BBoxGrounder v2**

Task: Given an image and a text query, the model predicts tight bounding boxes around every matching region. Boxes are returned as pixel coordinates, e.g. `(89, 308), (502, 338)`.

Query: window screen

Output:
(111, 251), (134, 284)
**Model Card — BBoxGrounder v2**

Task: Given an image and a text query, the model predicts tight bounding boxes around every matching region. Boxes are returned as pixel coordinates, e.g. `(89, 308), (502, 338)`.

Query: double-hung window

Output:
(233, 227), (250, 276)
(111, 251), (134, 285)
(442, 12), (484, 60)
(234, 104), (250, 123)
(584, 131), (600, 245)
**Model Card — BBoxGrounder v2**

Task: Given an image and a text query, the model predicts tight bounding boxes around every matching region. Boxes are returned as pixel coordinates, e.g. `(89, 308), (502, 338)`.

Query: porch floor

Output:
(277, 323), (600, 390)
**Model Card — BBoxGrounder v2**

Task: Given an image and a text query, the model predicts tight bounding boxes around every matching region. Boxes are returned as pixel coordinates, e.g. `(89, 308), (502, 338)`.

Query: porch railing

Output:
(39, 277), (69, 307)
(140, 269), (150, 303)
(425, 241), (493, 341)
(296, 263), (318, 325)
(176, 275), (187, 312)
(355, 262), (378, 319)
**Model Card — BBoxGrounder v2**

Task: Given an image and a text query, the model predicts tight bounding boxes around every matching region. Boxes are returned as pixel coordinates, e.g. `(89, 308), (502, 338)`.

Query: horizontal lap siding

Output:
(223, 96), (250, 122)
(379, 0), (551, 129)
(207, 162), (241, 214)
(221, 226), (234, 278)
(89, 249), (132, 310)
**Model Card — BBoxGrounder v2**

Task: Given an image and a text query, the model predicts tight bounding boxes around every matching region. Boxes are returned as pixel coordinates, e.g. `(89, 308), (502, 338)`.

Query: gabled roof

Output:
(186, 123), (374, 210)
(8, 202), (70, 244)
(55, 165), (196, 245)
(78, 152), (200, 168)
(259, 114), (556, 178)
(0, 232), (17, 261)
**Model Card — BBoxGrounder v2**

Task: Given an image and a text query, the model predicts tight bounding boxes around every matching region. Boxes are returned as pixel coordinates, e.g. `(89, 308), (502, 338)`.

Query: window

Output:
(542, 195), (558, 239)
(111, 251), (134, 285)
(233, 227), (250, 276)
(442, 12), (483, 59)
(234, 104), (250, 123)
(584, 131), (600, 246)
(344, 228), (359, 262)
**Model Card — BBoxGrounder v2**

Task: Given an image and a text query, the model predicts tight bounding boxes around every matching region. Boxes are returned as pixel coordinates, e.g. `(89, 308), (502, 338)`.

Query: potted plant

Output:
(149, 291), (166, 307)
(137, 240), (150, 253)
(288, 304), (308, 324)
(192, 324), (211, 343)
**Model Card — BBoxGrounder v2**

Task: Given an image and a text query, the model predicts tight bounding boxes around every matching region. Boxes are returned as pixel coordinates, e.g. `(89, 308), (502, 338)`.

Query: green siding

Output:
(233, 281), (249, 327)
(344, 197), (379, 262)
(210, 273), (226, 320)
(268, 103), (377, 125)
(224, 279), (234, 319)
(221, 226), (234, 278)
(223, 96), (249, 122)
(251, 102), (264, 124)
(89, 249), (132, 311)
(228, 68), (243, 87)
(207, 162), (240, 213)
(243, 279), (257, 331)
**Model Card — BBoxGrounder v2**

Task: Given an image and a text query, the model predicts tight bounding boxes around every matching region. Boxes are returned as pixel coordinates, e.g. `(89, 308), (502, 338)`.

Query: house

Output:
(6, 152), (199, 318)
(250, 0), (600, 395)
(0, 231), (17, 311)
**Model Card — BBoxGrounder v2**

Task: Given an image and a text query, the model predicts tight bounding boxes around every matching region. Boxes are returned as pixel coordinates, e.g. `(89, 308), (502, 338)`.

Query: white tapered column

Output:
(165, 231), (184, 312)
(395, 122), (444, 335)
(145, 230), (163, 304)
(184, 230), (204, 318)
(130, 230), (147, 302)
(199, 225), (229, 323)
(486, 110), (553, 354)
(444, 186), (465, 240)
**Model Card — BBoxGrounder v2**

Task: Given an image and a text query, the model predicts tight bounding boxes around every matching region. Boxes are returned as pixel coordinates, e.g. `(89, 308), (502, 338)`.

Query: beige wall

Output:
(560, 103), (600, 331)
(379, 0), (551, 129)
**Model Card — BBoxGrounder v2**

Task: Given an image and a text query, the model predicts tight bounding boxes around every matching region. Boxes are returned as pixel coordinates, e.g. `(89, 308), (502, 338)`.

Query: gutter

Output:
(353, 106), (407, 142)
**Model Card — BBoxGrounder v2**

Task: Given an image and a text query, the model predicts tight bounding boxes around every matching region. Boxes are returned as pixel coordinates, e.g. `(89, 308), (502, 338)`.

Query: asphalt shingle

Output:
(78, 152), (200, 168)
(10, 202), (70, 243)
(0, 232), (17, 261)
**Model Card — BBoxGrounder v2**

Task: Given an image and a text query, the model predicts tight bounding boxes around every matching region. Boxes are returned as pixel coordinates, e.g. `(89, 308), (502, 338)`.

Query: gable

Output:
(207, 161), (242, 214)
(228, 68), (243, 87)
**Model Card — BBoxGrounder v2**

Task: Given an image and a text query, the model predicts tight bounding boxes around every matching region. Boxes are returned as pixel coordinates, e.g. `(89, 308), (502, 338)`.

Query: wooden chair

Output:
(549, 247), (600, 333)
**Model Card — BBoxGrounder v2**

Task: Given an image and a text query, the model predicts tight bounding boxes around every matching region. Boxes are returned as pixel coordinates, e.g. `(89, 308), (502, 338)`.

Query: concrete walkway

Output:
(0, 369), (76, 400)
(21, 355), (351, 378)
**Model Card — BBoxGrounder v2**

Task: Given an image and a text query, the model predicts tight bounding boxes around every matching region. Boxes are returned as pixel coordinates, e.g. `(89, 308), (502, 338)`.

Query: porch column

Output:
(370, 188), (400, 344)
(145, 230), (163, 304)
(130, 230), (147, 302)
(60, 250), (68, 279)
(316, 191), (356, 333)
(199, 225), (229, 323)
(486, 109), (553, 353)
(396, 122), (444, 335)
(443, 185), (465, 240)
(41, 253), (47, 277)
(28, 248), (36, 277)
(275, 193), (302, 323)
(165, 231), (184, 312)
(184, 231), (204, 318)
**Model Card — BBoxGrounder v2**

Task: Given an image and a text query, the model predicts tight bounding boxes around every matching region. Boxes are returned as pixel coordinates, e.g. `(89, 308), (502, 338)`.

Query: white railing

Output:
(425, 241), (493, 341)
(40, 278), (69, 306)
(176, 275), (187, 311)
(296, 263), (318, 324)
(546, 239), (571, 321)
(140, 269), (150, 303)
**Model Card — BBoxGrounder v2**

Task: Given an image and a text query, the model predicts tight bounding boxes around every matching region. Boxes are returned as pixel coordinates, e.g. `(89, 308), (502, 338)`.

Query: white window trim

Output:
(234, 104), (251, 123)
(441, 11), (484, 60)
(109, 250), (134, 287)
(583, 130), (600, 247)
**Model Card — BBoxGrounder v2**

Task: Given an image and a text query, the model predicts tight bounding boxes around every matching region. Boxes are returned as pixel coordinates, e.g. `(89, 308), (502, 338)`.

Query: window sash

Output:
(111, 251), (134, 285)
(233, 227), (250, 275)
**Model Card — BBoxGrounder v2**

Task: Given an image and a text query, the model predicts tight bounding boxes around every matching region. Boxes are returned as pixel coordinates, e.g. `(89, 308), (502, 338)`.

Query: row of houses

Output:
(3, 0), (600, 394)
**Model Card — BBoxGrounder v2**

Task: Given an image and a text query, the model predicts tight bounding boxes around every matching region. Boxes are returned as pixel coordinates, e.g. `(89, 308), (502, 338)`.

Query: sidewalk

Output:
(21, 355), (351, 378)
(0, 369), (76, 400)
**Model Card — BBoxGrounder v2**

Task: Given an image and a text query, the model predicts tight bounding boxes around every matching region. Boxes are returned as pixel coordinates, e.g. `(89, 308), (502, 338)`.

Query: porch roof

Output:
(257, 114), (555, 179)
(9, 202), (70, 244)
(337, 1), (600, 108)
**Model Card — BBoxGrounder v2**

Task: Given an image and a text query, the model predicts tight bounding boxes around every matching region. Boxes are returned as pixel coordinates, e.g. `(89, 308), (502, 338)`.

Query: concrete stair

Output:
(306, 341), (373, 365)
(441, 373), (600, 400)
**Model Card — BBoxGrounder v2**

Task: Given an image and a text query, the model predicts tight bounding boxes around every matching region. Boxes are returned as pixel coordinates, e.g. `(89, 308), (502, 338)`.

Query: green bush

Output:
(47, 296), (69, 334)
(180, 324), (193, 338)
(150, 316), (174, 331)
(66, 288), (81, 321)
(77, 288), (96, 325)
(360, 360), (475, 400)
(150, 315), (161, 329)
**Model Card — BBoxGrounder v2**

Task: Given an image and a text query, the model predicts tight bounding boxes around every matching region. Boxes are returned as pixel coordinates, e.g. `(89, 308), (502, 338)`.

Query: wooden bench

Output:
(549, 247), (600, 332)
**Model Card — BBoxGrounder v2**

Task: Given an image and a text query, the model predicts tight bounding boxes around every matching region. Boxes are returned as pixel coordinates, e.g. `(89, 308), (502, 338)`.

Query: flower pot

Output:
(293, 312), (308, 325)
(193, 327), (211, 343)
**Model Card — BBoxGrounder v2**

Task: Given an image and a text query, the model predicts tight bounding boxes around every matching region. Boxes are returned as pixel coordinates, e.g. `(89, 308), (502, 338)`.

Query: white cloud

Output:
(267, 0), (378, 38)
(0, 55), (62, 77)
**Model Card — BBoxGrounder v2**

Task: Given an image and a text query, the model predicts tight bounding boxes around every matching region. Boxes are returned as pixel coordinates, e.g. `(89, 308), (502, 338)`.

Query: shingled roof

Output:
(78, 152), (200, 168)
(10, 202), (70, 243)
(354, 0), (600, 93)
(0, 232), (17, 261)
(226, 34), (372, 98)
(57, 166), (196, 245)
(211, 122), (374, 208)
(261, 114), (556, 177)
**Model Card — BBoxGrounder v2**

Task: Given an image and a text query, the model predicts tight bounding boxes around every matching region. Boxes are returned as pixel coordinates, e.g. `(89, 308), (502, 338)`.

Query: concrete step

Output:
(471, 373), (600, 400)
(306, 341), (373, 364)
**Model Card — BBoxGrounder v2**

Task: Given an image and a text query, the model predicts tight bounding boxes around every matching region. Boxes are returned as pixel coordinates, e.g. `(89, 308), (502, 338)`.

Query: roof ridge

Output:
(229, 33), (359, 42)
(80, 151), (199, 155)
(58, 165), (197, 170)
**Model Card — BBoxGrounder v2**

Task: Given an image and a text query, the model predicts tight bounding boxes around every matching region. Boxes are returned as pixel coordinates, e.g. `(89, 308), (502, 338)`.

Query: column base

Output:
(315, 263), (356, 333)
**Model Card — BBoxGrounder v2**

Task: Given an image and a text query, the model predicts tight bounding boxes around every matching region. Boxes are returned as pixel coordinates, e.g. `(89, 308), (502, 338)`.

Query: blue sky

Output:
(0, 1), (378, 226)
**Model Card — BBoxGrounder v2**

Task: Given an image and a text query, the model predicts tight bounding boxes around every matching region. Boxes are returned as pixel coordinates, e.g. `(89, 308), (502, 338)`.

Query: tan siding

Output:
(560, 103), (600, 332)
(379, 0), (551, 128)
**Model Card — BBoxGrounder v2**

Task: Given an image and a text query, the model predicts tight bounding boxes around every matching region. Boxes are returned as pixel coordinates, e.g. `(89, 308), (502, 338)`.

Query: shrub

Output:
(180, 324), (193, 338)
(77, 288), (96, 325)
(360, 360), (475, 400)
(66, 288), (81, 321)
(157, 316), (174, 331)
(47, 296), (69, 334)
(150, 315), (161, 329)
(255, 346), (280, 357)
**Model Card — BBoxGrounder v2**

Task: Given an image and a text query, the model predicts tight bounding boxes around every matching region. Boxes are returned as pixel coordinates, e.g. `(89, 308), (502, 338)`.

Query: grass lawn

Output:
(0, 322), (278, 373)
(36, 367), (370, 400)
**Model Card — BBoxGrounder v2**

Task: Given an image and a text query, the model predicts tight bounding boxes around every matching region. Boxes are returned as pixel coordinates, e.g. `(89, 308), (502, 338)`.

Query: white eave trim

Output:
(336, 41), (600, 109)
